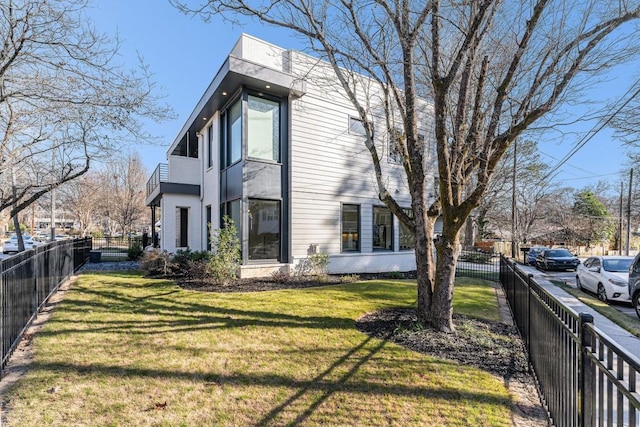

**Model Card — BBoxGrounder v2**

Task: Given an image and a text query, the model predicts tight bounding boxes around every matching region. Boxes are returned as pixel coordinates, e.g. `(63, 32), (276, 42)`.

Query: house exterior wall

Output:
(286, 50), (435, 274)
(151, 34), (438, 275)
(160, 193), (202, 252)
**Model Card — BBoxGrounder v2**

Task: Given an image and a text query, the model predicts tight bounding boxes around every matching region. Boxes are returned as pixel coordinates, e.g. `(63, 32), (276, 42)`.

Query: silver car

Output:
(576, 256), (634, 303)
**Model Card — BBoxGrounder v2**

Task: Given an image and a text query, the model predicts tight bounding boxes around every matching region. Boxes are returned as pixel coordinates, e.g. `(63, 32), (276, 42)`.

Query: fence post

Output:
(579, 312), (594, 427)
(526, 274), (533, 354)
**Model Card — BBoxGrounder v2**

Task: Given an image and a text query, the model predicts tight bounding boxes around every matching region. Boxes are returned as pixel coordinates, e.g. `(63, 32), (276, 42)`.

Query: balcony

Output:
(146, 163), (200, 207)
(147, 163), (168, 198)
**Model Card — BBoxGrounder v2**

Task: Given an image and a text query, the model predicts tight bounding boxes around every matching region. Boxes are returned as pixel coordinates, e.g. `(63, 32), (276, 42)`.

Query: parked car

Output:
(535, 248), (580, 271)
(2, 235), (41, 254)
(526, 246), (547, 265)
(576, 256), (633, 303)
(628, 253), (640, 318)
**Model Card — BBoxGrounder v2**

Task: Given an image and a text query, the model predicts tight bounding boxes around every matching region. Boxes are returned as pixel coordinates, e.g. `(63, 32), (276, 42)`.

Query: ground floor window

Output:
(220, 199), (242, 247)
(399, 208), (415, 250)
(373, 206), (393, 251)
(205, 205), (212, 251)
(341, 204), (360, 252)
(176, 207), (189, 248)
(248, 199), (280, 261)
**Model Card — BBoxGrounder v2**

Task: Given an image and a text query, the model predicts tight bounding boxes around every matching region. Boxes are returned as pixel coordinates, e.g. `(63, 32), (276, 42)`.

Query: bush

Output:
(270, 270), (291, 284)
(128, 243), (143, 261)
(384, 271), (405, 279)
(208, 216), (241, 285)
(339, 274), (360, 283)
(140, 249), (173, 276)
(294, 251), (329, 277)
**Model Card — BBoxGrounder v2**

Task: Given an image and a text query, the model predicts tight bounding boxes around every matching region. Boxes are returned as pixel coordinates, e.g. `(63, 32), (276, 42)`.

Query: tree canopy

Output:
(0, 0), (171, 220)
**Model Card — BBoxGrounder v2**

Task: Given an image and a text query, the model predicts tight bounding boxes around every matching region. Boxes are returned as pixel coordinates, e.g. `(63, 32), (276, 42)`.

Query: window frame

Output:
(207, 123), (213, 169)
(246, 94), (281, 163)
(399, 208), (415, 251)
(348, 116), (373, 137)
(372, 206), (393, 251)
(341, 204), (361, 253)
(247, 198), (281, 262)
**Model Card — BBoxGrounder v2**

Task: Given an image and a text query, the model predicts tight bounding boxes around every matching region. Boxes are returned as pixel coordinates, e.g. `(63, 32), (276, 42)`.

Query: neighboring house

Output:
(145, 34), (440, 277)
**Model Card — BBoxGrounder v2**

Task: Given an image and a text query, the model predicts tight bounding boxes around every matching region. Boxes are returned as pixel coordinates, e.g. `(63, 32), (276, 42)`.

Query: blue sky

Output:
(87, 1), (635, 192)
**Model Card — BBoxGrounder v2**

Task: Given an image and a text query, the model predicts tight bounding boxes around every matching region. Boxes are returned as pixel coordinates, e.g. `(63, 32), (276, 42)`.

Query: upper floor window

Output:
(221, 98), (242, 168)
(388, 129), (403, 164)
(349, 116), (373, 137)
(248, 96), (280, 162)
(207, 124), (213, 168)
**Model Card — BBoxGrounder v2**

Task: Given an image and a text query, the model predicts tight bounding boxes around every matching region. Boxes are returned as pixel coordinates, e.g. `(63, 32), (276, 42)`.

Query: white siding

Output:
(168, 156), (201, 185)
(160, 194), (202, 253)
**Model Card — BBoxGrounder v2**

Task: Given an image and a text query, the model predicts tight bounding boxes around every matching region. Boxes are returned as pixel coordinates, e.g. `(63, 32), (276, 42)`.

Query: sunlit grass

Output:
(3, 273), (513, 426)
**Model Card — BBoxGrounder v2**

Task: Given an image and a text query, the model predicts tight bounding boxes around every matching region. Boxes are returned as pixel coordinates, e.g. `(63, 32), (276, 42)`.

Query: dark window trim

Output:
(207, 123), (213, 169)
(399, 207), (415, 251)
(245, 92), (283, 164)
(372, 205), (393, 252)
(341, 203), (361, 253)
(247, 198), (281, 263)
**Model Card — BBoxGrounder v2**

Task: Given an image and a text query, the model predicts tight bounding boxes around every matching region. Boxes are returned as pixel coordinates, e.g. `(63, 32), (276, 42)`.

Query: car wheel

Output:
(634, 293), (640, 320)
(597, 284), (608, 303)
(576, 276), (583, 290)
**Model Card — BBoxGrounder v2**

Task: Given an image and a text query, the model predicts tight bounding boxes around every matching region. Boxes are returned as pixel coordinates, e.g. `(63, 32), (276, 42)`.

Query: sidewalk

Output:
(517, 263), (640, 357)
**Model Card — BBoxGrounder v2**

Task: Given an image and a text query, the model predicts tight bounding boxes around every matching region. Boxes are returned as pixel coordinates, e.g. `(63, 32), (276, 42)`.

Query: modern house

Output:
(145, 34), (440, 277)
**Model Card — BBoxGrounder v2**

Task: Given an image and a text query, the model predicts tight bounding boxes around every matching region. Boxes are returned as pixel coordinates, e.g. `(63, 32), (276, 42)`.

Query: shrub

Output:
(208, 216), (241, 285)
(270, 270), (291, 284)
(385, 271), (405, 279)
(294, 251), (329, 277)
(339, 274), (360, 283)
(128, 243), (143, 261)
(140, 249), (173, 276)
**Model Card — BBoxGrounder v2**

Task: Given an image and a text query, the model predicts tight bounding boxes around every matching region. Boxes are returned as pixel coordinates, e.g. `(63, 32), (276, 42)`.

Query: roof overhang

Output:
(168, 55), (307, 156)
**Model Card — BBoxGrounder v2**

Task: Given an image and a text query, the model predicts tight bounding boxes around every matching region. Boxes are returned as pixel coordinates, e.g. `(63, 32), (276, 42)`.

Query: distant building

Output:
(146, 34), (440, 277)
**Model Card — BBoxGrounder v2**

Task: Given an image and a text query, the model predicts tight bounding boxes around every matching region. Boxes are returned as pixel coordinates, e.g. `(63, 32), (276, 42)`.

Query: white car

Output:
(2, 235), (41, 254)
(576, 256), (634, 303)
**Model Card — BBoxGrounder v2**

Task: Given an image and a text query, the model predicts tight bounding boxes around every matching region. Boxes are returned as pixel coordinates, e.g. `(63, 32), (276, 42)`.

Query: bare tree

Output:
(479, 139), (559, 244)
(175, 0), (640, 331)
(57, 172), (102, 237)
(98, 153), (148, 237)
(0, 0), (171, 239)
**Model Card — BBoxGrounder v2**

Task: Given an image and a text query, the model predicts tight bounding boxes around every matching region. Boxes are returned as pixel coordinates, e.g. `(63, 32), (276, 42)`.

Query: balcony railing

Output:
(146, 163), (168, 197)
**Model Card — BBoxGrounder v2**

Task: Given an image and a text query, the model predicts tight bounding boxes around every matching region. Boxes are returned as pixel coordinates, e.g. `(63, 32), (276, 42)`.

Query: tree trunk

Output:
(415, 211), (462, 333)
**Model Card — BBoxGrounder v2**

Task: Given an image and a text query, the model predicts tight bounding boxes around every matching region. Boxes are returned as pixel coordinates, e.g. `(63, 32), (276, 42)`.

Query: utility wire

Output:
(540, 77), (640, 183)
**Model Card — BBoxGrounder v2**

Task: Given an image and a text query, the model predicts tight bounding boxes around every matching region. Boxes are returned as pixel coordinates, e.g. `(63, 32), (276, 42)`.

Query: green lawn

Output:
(3, 273), (515, 426)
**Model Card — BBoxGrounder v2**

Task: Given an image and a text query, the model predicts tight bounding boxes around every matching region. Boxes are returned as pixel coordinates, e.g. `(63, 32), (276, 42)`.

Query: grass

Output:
(3, 274), (514, 426)
(553, 280), (640, 337)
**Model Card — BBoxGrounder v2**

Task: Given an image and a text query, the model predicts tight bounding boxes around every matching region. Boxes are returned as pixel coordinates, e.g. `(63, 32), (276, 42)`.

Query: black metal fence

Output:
(91, 235), (147, 257)
(0, 238), (91, 375)
(500, 255), (640, 426)
(455, 249), (500, 281)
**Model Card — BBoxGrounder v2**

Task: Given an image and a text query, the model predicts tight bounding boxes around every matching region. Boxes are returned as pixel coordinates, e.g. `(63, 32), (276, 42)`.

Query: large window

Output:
(248, 199), (280, 261)
(220, 199), (242, 246)
(221, 99), (242, 168)
(399, 209), (415, 250)
(207, 124), (213, 168)
(341, 204), (360, 252)
(176, 207), (189, 248)
(205, 205), (212, 251)
(373, 206), (393, 251)
(248, 96), (280, 162)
